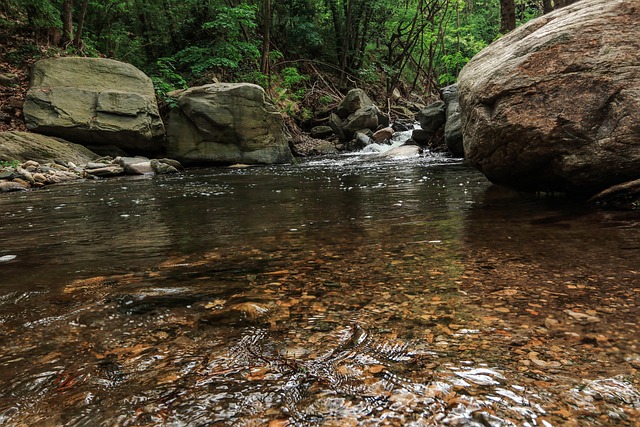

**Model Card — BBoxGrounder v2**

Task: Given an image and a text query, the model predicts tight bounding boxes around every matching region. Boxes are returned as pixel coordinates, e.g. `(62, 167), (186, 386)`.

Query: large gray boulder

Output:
(166, 83), (293, 165)
(0, 131), (97, 164)
(458, 0), (640, 195)
(23, 57), (164, 152)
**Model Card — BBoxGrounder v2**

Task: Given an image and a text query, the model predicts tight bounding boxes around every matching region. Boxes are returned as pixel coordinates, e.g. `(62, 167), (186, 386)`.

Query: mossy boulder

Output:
(23, 57), (164, 153)
(166, 83), (293, 165)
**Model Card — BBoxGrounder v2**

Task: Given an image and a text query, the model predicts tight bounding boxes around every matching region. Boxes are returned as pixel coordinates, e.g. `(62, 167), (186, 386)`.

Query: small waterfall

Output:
(359, 130), (415, 154)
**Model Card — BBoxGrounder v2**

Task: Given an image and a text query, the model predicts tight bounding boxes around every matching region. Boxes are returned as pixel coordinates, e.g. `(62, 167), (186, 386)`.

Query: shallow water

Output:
(0, 153), (638, 426)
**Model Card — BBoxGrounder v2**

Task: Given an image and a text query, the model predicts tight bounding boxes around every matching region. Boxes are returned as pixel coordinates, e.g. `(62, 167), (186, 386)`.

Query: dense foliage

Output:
(0, 0), (552, 118)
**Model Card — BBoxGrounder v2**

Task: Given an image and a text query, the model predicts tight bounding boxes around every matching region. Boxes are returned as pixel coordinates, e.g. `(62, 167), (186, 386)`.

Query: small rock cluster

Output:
(0, 156), (182, 193)
(299, 88), (463, 157)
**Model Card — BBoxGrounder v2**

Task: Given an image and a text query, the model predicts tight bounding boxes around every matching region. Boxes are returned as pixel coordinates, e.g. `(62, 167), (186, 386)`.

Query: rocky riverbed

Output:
(0, 156), (182, 193)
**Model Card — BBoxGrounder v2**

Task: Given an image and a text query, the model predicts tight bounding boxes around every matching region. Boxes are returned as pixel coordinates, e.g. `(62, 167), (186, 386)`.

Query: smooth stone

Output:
(0, 181), (28, 192)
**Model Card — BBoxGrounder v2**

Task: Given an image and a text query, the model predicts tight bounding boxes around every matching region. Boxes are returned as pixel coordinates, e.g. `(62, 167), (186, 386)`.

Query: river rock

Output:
(155, 158), (183, 171)
(330, 89), (388, 141)
(166, 83), (294, 165)
(22, 160), (40, 171)
(46, 169), (79, 183)
(416, 101), (446, 133)
(372, 127), (394, 143)
(336, 88), (375, 119)
(441, 84), (464, 157)
(0, 73), (19, 86)
(0, 169), (15, 179)
(85, 165), (125, 177)
(328, 113), (346, 140)
(150, 159), (180, 174)
(23, 57), (165, 152)
(310, 125), (334, 139)
(375, 145), (422, 159)
(116, 156), (153, 175)
(458, 0), (640, 194)
(411, 129), (431, 146)
(16, 167), (35, 184)
(0, 131), (98, 164)
(342, 106), (381, 139)
(0, 181), (28, 192)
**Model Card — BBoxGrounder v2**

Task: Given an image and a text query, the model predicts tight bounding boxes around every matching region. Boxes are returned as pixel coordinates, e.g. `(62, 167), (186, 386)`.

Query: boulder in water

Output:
(0, 181), (28, 192)
(166, 83), (294, 165)
(116, 156), (154, 175)
(372, 127), (394, 143)
(374, 145), (422, 159)
(458, 0), (640, 195)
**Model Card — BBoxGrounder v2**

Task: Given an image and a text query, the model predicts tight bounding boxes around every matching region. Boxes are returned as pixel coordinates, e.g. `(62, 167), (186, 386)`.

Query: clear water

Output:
(0, 152), (638, 426)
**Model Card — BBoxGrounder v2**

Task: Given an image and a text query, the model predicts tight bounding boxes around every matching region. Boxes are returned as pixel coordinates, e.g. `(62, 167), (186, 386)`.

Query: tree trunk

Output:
(543, 0), (553, 14)
(61, 0), (74, 46)
(260, 0), (271, 75)
(499, 0), (516, 34)
(326, 0), (343, 67)
(556, 0), (578, 8)
(73, 0), (89, 48)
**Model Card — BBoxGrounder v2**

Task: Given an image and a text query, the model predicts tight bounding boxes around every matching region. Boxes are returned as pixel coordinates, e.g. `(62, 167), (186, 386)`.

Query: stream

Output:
(0, 149), (638, 426)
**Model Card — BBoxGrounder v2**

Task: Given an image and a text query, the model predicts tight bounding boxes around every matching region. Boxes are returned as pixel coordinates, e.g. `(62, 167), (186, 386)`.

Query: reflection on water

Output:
(0, 153), (638, 426)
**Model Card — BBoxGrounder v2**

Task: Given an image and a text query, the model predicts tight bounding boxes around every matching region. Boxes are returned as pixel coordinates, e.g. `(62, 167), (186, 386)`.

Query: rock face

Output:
(458, 0), (640, 194)
(0, 131), (97, 164)
(166, 83), (293, 165)
(23, 57), (164, 152)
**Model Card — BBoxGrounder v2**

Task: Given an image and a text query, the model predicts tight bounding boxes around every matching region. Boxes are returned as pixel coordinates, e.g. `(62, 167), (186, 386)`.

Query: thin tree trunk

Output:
(260, 0), (271, 75)
(326, 0), (343, 69)
(340, 0), (353, 86)
(61, 0), (74, 46)
(135, 0), (156, 60)
(73, 0), (89, 48)
(162, 0), (179, 49)
(499, 0), (516, 34)
(556, 0), (578, 8)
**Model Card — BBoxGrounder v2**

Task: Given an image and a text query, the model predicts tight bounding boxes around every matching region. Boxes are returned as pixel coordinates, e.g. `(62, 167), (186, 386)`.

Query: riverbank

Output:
(0, 155), (183, 193)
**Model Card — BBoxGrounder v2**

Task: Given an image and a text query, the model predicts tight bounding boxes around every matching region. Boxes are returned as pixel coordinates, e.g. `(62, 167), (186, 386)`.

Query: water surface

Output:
(0, 153), (638, 426)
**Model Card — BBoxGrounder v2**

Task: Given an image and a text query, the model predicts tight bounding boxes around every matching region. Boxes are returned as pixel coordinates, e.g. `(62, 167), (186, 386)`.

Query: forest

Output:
(1, 0), (575, 123)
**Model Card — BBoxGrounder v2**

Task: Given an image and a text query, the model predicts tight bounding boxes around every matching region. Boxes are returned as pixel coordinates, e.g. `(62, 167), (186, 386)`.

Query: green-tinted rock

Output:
(166, 83), (293, 165)
(0, 131), (98, 164)
(24, 57), (164, 152)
